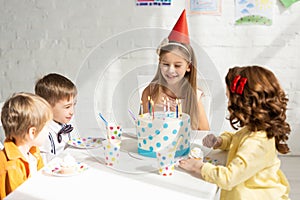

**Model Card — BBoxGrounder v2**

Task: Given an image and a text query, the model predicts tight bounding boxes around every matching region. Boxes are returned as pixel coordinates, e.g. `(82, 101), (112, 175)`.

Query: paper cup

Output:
(156, 148), (176, 176)
(106, 122), (122, 141)
(102, 139), (121, 167)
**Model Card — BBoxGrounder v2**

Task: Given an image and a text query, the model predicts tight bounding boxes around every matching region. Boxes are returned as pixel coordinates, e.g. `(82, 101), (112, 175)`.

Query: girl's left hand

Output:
(179, 158), (204, 177)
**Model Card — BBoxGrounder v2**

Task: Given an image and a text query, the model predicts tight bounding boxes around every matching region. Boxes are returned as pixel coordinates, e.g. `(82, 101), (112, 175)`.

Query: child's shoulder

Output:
(196, 88), (203, 97)
(194, 88), (204, 101)
(0, 149), (8, 171)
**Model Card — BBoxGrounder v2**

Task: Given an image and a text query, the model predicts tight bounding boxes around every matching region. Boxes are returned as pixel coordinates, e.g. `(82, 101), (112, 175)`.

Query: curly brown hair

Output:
(225, 66), (291, 154)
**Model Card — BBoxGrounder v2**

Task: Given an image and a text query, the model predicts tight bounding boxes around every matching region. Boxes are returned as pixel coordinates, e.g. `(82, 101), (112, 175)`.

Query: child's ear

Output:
(186, 66), (191, 72)
(28, 127), (37, 140)
(186, 63), (192, 72)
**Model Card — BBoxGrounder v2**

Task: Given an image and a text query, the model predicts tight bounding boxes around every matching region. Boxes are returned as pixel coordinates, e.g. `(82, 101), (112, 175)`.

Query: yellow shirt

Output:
(201, 127), (290, 200)
(0, 139), (44, 200)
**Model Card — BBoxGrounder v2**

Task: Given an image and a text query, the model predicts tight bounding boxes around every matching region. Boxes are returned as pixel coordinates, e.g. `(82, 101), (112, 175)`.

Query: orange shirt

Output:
(0, 139), (44, 199)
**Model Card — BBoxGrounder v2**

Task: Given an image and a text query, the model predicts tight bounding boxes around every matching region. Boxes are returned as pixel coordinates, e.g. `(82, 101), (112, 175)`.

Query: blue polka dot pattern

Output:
(135, 112), (191, 158)
(155, 130), (160, 135)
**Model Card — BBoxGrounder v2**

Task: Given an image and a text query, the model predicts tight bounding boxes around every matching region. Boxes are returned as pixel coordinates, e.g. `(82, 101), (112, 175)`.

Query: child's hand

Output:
(179, 158), (204, 177)
(202, 134), (221, 148)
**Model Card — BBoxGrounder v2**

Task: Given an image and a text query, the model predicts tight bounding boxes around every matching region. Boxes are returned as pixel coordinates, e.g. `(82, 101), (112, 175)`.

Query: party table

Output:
(5, 130), (227, 200)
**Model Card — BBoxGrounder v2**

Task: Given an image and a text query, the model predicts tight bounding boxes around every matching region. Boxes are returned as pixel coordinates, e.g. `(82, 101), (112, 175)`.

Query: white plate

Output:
(43, 160), (88, 177)
(67, 137), (103, 149)
(190, 130), (214, 157)
(190, 142), (212, 157)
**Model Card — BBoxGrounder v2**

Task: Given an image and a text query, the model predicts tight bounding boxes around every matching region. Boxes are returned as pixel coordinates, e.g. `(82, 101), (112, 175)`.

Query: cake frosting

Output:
(60, 154), (77, 174)
(189, 147), (204, 160)
(136, 111), (191, 158)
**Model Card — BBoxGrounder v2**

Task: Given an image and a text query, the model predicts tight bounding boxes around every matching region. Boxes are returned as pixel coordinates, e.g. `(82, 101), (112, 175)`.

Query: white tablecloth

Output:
(5, 131), (226, 200)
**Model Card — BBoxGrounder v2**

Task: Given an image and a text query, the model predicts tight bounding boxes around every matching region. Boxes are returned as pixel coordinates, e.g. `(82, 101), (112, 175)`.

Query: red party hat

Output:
(168, 9), (190, 44)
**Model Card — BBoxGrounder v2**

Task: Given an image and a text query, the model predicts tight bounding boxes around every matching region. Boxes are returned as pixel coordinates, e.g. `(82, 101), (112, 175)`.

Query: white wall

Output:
(0, 0), (299, 154)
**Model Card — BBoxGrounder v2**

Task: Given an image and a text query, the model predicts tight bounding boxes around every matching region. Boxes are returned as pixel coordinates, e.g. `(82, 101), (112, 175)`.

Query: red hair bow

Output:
(230, 75), (247, 95)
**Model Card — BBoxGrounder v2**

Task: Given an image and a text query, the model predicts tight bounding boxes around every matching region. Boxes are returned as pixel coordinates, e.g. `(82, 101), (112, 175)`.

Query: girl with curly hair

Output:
(179, 66), (291, 199)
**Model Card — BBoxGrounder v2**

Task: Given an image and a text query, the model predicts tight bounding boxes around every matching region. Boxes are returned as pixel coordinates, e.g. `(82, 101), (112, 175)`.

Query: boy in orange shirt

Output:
(0, 92), (53, 199)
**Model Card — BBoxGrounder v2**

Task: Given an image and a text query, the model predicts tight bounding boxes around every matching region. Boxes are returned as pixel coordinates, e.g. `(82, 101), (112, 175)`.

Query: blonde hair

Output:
(35, 73), (77, 107)
(1, 92), (53, 141)
(150, 43), (199, 129)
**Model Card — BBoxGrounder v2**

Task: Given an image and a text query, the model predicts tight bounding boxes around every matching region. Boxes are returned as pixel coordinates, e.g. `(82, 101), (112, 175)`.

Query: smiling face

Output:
(52, 96), (76, 124)
(159, 52), (190, 86)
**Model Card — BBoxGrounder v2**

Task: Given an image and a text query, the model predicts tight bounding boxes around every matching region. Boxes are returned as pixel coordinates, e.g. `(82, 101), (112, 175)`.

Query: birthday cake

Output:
(135, 111), (191, 158)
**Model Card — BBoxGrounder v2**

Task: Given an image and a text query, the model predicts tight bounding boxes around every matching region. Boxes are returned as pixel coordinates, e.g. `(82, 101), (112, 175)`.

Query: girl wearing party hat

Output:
(141, 9), (210, 130)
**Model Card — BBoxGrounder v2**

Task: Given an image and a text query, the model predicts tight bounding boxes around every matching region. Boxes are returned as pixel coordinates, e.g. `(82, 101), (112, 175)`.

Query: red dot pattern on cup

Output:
(107, 125), (122, 140)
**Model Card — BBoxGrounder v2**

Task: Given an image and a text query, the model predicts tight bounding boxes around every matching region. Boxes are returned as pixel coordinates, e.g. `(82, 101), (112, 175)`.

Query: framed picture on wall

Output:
(136, 0), (172, 6)
(188, 0), (222, 15)
(235, 0), (273, 25)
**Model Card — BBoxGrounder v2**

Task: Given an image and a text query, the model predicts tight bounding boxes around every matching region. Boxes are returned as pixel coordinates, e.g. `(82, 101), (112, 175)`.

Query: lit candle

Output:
(162, 97), (166, 112)
(148, 96), (151, 115)
(151, 99), (154, 119)
(166, 97), (170, 117)
(140, 100), (143, 117)
(166, 97), (170, 112)
(178, 99), (182, 117)
(176, 98), (179, 118)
